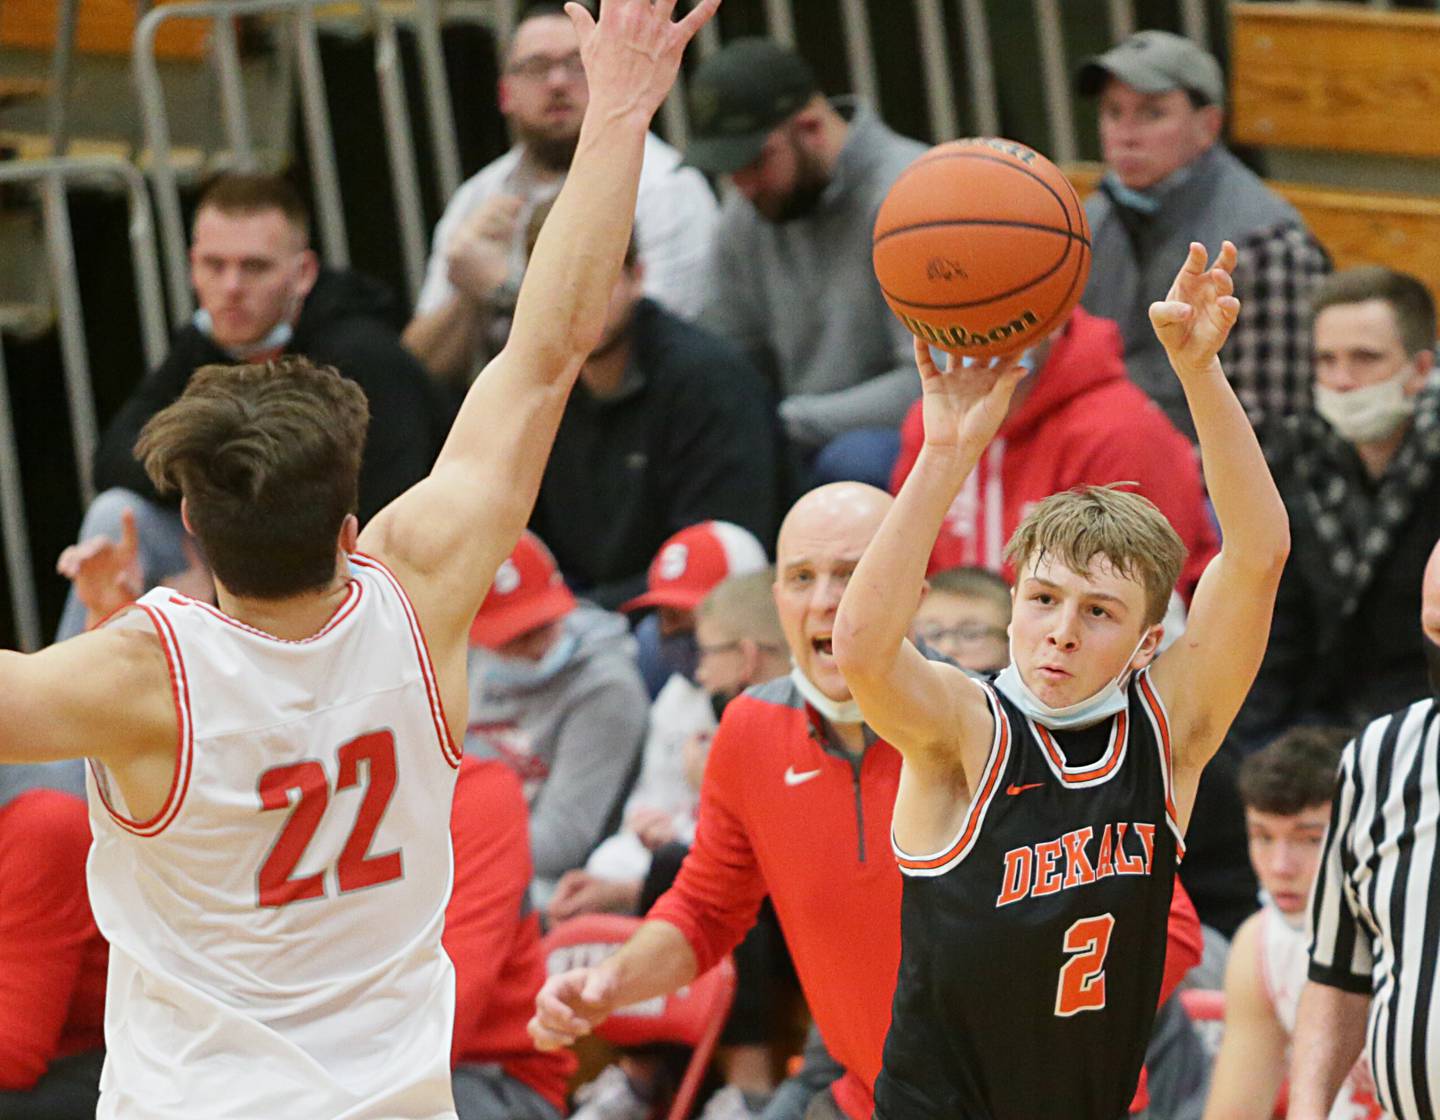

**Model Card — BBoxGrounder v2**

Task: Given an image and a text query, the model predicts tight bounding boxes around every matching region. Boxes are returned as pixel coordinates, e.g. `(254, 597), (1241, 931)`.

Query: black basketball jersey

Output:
(873, 668), (1184, 1120)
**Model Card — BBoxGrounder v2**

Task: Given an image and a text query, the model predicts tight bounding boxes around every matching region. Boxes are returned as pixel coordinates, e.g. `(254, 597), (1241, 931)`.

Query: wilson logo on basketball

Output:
(900, 308), (1041, 351)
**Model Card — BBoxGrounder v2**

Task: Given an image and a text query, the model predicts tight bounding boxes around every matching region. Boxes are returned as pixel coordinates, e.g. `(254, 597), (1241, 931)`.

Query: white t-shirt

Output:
(414, 131), (717, 322)
(89, 555), (461, 1120)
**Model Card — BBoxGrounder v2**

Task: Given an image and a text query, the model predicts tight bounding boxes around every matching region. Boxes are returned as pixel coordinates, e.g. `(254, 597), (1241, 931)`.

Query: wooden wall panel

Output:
(1230, 3), (1440, 159)
(0, 0), (207, 60)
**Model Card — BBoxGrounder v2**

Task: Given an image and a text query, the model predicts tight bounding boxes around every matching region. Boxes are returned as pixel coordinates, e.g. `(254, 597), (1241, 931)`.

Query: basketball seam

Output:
(873, 218), (1092, 249)
(878, 232), (1082, 312)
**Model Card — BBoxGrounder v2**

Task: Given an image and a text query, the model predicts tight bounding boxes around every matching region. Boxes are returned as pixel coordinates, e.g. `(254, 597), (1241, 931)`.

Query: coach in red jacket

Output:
(891, 307), (1218, 601)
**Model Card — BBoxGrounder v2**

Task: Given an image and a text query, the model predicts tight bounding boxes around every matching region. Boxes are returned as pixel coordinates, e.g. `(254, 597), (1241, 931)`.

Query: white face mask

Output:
(1314, 367), (1417, 444)
(994, 630), (1151, 731)
(789, 666), (864, 726)
(193, 307), (294, 360)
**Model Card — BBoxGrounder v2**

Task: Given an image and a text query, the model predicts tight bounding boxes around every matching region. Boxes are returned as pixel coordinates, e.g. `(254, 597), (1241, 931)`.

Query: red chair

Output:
(542, 914), (738, 1120)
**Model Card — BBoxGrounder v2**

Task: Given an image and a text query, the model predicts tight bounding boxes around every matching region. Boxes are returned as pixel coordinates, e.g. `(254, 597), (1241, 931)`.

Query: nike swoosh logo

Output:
(1006, 782), (1045, 796)
(784, 766), (823, 787)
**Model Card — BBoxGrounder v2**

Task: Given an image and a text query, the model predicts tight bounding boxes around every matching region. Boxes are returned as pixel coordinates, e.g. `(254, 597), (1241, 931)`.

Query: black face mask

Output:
(1425, 633), (1440, 697)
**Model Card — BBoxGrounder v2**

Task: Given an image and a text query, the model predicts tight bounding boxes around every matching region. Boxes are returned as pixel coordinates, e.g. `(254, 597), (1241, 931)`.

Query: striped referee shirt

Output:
(1309, 696), (1440, 1120)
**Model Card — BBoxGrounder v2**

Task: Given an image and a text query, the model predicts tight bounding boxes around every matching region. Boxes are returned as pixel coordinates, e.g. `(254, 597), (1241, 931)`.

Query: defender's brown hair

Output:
(135, 358), (369, 599)
(1003, 484), (1186, 627)
(1238, 725), (1348, 817)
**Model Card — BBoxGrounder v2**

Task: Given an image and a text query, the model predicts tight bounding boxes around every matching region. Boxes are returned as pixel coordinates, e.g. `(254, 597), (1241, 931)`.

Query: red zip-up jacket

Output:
(891, 307), (1218, 602)
(648, 676), (1202, 1119)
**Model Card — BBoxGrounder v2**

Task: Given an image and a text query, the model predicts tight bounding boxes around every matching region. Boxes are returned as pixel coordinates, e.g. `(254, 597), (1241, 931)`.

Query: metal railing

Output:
(133, 0), (459, 323)
(0, 157), (169, 652)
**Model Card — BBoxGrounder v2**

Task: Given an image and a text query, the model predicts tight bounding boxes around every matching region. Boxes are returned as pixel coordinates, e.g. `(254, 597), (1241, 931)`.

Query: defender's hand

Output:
(1149, 240), (1241, 378)
(567, 0), (721, 122)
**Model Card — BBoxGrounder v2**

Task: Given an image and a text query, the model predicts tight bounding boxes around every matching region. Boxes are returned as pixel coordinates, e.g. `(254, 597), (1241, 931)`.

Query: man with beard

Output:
(518, 201), (777, 612)
(685, 40), (927, 490)
(404, 1), (718, 384)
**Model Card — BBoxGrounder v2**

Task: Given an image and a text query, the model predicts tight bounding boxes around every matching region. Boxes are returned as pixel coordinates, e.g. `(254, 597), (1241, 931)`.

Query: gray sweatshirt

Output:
(700, 99), (928, 447)
(463, 604), (647, 895)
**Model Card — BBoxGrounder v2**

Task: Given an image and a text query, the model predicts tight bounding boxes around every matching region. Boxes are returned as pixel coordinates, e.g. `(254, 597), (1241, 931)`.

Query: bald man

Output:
(532, 482), (909, 1120)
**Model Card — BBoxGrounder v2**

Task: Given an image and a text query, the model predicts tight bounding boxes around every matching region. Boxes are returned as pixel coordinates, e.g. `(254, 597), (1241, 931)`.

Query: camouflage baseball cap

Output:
(684, 38), (817, 174)
(1075, 30), (1225, 106)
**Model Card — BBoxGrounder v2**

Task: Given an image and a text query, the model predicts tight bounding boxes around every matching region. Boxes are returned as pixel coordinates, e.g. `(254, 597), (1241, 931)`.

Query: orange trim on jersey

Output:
(1137, 671), (1185, 860)
(1033, 711), (1127, 785)
(178, 580), (364, 644)
(896, 689), (1011, 872)
(94, 604), (195, 837)
(350, 553), (461, 769)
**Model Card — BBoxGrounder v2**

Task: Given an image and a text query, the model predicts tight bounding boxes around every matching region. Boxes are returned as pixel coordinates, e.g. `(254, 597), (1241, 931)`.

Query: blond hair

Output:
(1003, 484), (1185, 626)
(698, 569), (783, 646)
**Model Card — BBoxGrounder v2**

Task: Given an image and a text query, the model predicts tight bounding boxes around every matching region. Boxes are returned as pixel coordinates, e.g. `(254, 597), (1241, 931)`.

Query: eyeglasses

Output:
(507, 52), (586, 82)
(916, 622), (1008, 647)
(697, 639), (783, 660)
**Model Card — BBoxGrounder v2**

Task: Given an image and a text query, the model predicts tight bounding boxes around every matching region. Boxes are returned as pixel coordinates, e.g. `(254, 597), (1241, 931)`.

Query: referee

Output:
(1291, 537), (1440, 1120)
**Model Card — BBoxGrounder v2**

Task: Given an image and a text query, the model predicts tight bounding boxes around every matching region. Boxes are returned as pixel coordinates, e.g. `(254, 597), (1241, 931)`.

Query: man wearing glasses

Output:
(404, 0), (718, 383)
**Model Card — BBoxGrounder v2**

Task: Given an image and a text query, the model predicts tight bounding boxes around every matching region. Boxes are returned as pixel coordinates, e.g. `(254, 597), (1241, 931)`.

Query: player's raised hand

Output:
(1149, 240), (1241, 378)
(914, 338), (1028, 458)
(566, 0), (721, 122)
(56, 507), (143, 621)
(529, 966), (621, 1051)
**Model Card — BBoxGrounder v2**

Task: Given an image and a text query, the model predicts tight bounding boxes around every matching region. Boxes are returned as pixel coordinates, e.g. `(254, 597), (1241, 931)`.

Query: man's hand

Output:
(445, 194), (523, 305)
(548, 869), (642, 922)
(529, 965), (621, 1051)
(1149, 240), (1241, 379)
(566, 0), (720, 122)
(627, 806), (678, 851)
(56, 508), (142, 623)
(915, 339), (1028, 458)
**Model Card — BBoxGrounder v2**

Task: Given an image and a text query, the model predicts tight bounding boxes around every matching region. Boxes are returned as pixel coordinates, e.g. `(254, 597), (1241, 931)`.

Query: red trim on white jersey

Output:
(1136, 670), (1185, 860)
(172, 580), (364, 643)
(349, 553), (461, 769)
(895, 682), (1011, 877)
(92, 604), (195, 837)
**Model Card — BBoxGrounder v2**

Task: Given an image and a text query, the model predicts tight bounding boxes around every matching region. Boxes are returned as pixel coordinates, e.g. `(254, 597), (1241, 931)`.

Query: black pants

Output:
(0, 1049), (104, 1120)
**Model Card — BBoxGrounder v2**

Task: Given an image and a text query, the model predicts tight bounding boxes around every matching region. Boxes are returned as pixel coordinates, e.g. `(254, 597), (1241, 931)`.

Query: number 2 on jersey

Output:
(1055, 913), (1115, 1016)
(256, 730), (404, 908)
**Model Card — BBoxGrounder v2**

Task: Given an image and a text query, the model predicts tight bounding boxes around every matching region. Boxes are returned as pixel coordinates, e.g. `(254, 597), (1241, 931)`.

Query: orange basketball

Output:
(872, 137), (1091, 358)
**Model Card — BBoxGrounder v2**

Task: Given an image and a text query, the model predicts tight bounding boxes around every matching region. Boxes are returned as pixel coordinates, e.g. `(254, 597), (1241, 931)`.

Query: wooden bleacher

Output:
(1068, 3), (1440, 303)
(0, 0), (207, 60)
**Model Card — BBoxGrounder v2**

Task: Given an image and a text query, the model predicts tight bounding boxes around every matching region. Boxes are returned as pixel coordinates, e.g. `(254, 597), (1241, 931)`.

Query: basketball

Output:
(872, 137), (1091, 358)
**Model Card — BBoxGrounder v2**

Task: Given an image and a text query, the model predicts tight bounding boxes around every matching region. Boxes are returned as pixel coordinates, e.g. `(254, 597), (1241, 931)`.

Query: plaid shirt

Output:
(1223, 221), (1332, 426)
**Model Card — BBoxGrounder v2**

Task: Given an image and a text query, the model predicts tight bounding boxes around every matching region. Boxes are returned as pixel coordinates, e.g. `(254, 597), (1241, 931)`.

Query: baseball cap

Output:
(684, 38), (817, 174)
(621, 521), (769, 613)
(469, 532), (577, 650)
(1075, 30), (1225, 107)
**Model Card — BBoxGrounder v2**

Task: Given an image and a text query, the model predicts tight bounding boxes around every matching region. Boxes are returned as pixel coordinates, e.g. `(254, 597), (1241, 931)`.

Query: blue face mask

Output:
(479, 631), (580, 691)
(658, 630), (700, 685)
(192, 308), (294, 360)
(994, 631), (1150, 731)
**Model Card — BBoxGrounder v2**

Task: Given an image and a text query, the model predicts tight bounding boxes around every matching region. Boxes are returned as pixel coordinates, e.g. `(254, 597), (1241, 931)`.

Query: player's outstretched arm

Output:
(359, 0), (719, 644)
(528, 920), (698, 1050)
(1146, 242), (1290, 791)
(1200, 914), (1288, 1120)
(833, 340), (1025, 786)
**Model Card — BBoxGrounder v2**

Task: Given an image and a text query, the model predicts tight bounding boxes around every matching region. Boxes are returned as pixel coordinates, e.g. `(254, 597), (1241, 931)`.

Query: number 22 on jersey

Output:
(1055, 913), (1115, 1016)
(256, 730), (405, 908)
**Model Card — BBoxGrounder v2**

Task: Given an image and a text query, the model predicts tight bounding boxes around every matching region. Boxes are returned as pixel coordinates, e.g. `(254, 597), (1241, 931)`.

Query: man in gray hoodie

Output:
(464, 531), (648, 909)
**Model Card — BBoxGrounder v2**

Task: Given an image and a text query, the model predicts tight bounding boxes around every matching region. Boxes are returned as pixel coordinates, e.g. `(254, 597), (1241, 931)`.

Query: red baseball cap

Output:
(621, 521), (769, 613)
(469, 532), (577, 649)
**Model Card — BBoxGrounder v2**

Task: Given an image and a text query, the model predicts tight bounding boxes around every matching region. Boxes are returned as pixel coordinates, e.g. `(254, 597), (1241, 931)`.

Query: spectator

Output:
(1235, 268), (1440, 750)
(912, 566), (1010, 673)
(518, 201), (778, 613)
(466, 532), (647, 908)
(404, 0), (717, 383)
(890, 307), (1218, 602)
(0, 761), (107, 1119)
(685, 39), (927, 489)
(622, 520), (771, 698)
(1202, 727), (1379, 1120)
(1289, 537), (1440, 1120)
(447, 756), (577, 1120)
(1075, 30), (1330, 436)
(61, 171), (442, 641)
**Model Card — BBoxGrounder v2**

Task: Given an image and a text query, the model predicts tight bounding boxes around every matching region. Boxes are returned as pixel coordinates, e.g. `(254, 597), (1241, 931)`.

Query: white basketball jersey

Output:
(88, 554), (462, 1120)
(1258, 903), (1381, 1120)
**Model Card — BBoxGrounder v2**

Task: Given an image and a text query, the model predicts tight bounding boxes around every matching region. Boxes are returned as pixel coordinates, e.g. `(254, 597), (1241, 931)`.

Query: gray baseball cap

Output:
(684, 38), (817, 174)
(1075, 30), (1225, 106)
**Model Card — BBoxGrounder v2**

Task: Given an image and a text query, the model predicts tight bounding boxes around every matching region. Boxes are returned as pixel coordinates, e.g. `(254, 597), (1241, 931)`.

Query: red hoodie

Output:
(891, 308), (1218, 601)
